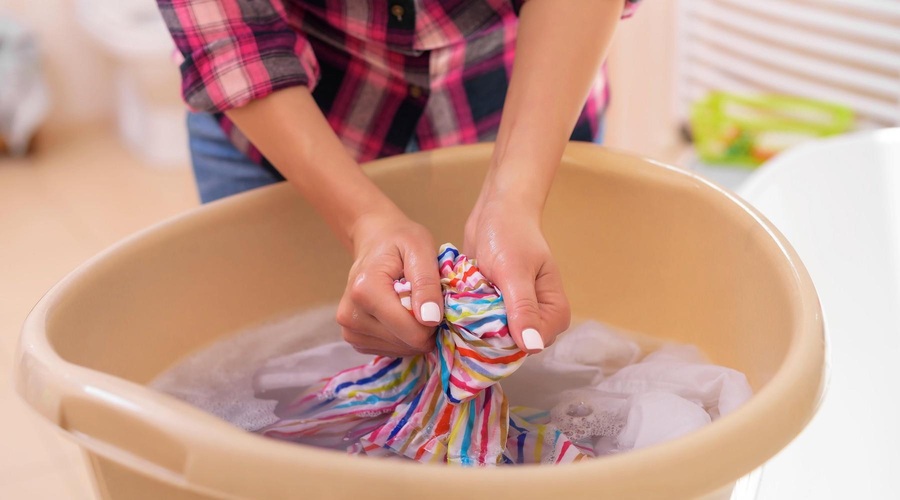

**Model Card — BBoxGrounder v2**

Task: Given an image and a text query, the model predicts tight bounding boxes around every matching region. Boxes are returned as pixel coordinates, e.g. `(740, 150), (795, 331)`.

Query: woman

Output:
(157, 0), (639, 358)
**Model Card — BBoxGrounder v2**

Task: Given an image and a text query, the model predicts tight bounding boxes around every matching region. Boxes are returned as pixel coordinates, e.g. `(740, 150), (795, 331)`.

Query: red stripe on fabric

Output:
(434, 407), (454, 437)
(449, 376), (480, 395)
(558, 441), (572, 463)
(480, 392), (492, 463)
(456, 346), (525, 364)
(460, 266), (478, 282)
(479, 325), (510, 338)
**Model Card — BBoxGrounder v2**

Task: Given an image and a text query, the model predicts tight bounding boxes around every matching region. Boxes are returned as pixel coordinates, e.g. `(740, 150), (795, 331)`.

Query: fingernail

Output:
(420, 302), (442, 323)
(522, 328), (544, 351)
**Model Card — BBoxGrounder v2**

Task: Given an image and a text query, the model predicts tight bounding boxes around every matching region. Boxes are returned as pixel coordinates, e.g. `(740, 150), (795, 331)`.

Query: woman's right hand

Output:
(336, 209), (444, 357)
(222, 88), (442, 356)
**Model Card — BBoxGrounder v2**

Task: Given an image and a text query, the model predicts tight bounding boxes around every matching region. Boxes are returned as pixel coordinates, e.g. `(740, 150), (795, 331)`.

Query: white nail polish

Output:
(420, 302), (442, 323)
(522, 328), (544, 351)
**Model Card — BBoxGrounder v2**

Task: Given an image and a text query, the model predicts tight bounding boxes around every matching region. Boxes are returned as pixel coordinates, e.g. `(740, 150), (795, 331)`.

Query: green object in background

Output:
(689, 93), (854, 168)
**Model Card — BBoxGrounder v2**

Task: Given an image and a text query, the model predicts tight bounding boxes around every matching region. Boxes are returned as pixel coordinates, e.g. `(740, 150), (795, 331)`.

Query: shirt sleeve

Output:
(621, 0), (641, 18)
(512, 0), (642, 19)
(156, 0), (319, 113)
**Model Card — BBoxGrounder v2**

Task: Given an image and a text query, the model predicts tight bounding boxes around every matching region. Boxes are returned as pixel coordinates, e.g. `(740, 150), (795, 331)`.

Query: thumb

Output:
(403, 243), (444, 327)
(496, 269), (545, 353)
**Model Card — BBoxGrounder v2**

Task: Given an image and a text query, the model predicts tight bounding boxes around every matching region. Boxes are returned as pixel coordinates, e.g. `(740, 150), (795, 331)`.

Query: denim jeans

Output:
(187, 111), (605, 204)
(186, 112), (286, 203)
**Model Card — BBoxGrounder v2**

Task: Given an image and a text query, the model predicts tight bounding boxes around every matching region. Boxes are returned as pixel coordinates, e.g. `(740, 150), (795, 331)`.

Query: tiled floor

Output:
(0, 124), (198, 499)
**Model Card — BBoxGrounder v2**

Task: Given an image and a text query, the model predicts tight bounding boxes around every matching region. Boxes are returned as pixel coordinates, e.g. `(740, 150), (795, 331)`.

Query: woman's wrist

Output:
(223, 87), (408, 252)
(346, 199), (411, 252)
(277, 153), (403, 251)
(476, 158), (551, 221)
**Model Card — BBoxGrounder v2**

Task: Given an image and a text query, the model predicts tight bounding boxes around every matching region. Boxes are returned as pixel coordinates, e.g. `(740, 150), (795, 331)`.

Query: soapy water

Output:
(150, 304), (752, 460)
(149, 305), (357, 432)
(549, 390), (627, 442)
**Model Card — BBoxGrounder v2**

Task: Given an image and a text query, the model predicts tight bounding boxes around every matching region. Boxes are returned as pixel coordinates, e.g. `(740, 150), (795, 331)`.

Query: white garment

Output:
(617, 392), (711, 450)
(150, 305), (343, 431)
(503, 321), (642, 409)
(539, 328), (752, 455)
(595, 344), (753, 419)
(151, 310), (753, 456)
(253, 341), (370, 396)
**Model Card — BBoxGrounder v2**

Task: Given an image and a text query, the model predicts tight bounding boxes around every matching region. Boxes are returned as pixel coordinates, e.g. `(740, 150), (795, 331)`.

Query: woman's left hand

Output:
(457, 0), (621, 355)
(463, 194), (571, 353)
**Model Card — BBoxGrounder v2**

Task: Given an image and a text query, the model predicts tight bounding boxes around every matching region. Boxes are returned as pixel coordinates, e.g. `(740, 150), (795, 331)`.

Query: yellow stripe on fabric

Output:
(534, 425), (545, 463)
(447, 408), (469, 445)
(499, 398), (509, 445)
(457, 368), (498, 385)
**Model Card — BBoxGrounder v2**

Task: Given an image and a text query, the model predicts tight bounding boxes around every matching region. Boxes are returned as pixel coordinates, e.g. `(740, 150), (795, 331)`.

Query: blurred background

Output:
(1, 0), (898, 497)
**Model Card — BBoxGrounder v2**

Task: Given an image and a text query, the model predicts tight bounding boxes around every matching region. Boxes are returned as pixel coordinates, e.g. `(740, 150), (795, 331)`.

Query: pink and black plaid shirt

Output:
(158, 0), (641, 164)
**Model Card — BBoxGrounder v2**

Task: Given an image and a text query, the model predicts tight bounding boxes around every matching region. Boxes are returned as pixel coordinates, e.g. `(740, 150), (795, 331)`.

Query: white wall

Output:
(605, 0), (682, 161)
(4, 0), (115, 130)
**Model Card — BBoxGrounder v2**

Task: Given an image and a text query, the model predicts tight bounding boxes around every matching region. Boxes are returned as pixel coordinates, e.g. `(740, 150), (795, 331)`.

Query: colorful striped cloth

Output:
(258, 244), (589, 465)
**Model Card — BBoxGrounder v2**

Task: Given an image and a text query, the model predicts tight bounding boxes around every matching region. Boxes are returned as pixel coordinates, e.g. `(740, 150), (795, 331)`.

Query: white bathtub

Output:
(739, 129), (900, 499)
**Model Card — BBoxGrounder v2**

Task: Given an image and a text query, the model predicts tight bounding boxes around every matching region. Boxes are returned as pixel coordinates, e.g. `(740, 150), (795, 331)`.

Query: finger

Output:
(341, 328), (424, 357)
(349, 269), (435, 352)
(339, 294), (427, 353)
(494, 266), (546, 353)
(344, 307), (434, 355)
(532, 261), (571, 348)
(403, 243), (443, 327)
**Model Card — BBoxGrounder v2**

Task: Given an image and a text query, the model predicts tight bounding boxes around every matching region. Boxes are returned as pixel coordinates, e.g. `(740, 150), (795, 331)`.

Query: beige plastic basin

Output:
(15, 143), (825, 499)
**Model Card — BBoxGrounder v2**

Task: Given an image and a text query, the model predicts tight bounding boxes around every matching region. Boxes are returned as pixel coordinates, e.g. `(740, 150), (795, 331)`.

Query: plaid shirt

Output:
(158, 0), (641, 164)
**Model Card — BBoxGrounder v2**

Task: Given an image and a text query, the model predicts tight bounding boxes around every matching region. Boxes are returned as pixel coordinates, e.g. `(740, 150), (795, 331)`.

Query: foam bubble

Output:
(550, 389), (628, 441)
(149, 304), (342, 431)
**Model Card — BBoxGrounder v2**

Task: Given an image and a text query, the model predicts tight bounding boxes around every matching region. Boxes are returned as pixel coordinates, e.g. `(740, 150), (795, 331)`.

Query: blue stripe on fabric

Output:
(516, 432), (526, 464)
(446, 300), (501, 314)
(333, 357), (404, 394)
(332, 378), (421, 410)
(387, 387), (424, 440)
(438, 246), (459, 261)
(508, 417), (526, 434)
(456, 315), (508, 331)
(438, 339), (459, 403)
(302, 398), (338, 414)
(461, 359), (505, 379)
(448, 298), (495, 306)
(526, 410), (550, 421)
(460, 408), (476, 464)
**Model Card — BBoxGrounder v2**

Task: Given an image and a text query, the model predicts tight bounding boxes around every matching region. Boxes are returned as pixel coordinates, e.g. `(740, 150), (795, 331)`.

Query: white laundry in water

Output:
(595, 344), (753, 419)
(502, 320), (643, 410)
(150, 304), (354, 431)
(616, 392), (712, 450)
(253, 341), (371, 395)
(150, 309), (753, 457)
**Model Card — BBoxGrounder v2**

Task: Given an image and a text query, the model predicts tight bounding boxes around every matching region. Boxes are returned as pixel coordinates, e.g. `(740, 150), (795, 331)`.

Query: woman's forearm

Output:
(225, 86), (401, 249)
(486, 0), (623, 213)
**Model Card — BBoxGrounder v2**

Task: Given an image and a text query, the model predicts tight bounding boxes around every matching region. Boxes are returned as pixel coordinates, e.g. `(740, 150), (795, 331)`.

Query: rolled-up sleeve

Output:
(512, 0), (643, 18)
(157, 0), (319, 113)
(620, 0), (641, 18)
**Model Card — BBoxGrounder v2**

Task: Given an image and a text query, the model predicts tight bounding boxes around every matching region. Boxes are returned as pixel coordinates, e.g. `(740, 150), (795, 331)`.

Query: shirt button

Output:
(409, 85), (423, 99)
(391, 4), (405, 21)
